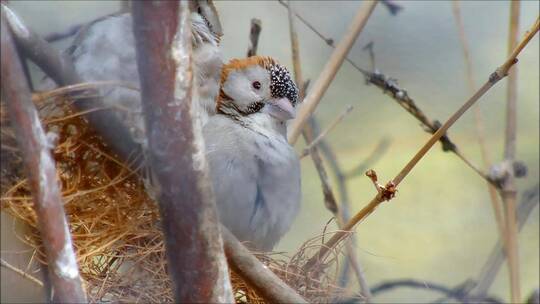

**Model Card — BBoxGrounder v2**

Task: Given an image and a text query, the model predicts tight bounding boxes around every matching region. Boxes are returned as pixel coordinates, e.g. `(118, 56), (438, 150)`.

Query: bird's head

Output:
(216, 56), (299, 122)
(190, 0), (223, 46)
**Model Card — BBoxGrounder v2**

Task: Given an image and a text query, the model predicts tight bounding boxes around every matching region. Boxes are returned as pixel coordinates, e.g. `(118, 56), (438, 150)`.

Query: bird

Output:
(39, 0), (223, 147)
(203, 56), (302, 251)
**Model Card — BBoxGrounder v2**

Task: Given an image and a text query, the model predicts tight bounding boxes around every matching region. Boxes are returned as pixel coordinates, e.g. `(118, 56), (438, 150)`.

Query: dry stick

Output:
(304, 17), (540, 271)
(286, 2), (372, 299)
(287, 0), (378, 144)
(1, 258), (44, 287)
(452, 0), (507, 250)
(1, 16), (86, 303)
(1, 4), (144, 170)
(299, 105), (354, 159)
(3, 5), (306, 303)
(277, 1), (492, 188)
(131, 2), (233, 302)
(246, 18), (262, 57)
(473, 184), (539, 297)
(221, 228), (307, 304)
(502, 2), (522, 302)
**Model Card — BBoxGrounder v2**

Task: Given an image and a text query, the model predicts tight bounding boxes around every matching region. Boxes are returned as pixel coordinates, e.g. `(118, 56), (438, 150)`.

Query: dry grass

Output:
(1, 87), (349, 303)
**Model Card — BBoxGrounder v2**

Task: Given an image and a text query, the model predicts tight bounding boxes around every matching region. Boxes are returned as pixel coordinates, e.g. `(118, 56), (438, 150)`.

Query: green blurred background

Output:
(2, 1), (539, 303)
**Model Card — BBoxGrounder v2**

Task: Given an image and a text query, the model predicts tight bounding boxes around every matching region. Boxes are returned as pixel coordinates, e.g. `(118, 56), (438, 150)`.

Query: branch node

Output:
(365, 170), (397, 201)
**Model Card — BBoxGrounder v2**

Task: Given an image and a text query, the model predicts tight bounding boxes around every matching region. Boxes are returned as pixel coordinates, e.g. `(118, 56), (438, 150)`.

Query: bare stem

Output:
(1, 258), (44, 287)
(288, 0), (378, 144)
(304, 17), (540, 270)
(299, 105), (353, 159)
(1, 3), (143, 169)
(246, 18), (262, 57)
(221, 228), (307, 303)
(452, 0), (506, 243)
(502, 2), (522, 303)
(1, 15), (86, 302)
(473, 184), (539, 297)
(287, 1), (371, 298)
(131, 2), (233, 302)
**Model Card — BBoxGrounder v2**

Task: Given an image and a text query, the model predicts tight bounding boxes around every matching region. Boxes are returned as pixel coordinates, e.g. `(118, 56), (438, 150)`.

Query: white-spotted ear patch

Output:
(269, 64), (299, 106)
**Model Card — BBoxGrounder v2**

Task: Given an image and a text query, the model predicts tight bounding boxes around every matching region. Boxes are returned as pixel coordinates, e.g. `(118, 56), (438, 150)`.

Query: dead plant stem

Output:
(452, 0), (506, 244)
(288, 0), (377, 144)
(304, 16), (539, 271)
(503, 2), (522, 302)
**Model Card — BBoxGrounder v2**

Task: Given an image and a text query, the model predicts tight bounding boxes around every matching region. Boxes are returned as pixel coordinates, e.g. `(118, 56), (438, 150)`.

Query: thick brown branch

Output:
(221, 228), (307, 304)
(131, 2), (233, 302)
(1, 16), (86, 302)
(1, 3), (143, 169)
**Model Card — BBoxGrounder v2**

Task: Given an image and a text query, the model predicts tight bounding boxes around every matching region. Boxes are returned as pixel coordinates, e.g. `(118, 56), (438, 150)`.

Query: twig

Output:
(379, 0), (403, 16)
(1, 258), (44, 287)
(1, 3), (144, 170)
(452, 0), (506, 252)
(287, 0), (378, 144)
(287, 1), (371, 298)
(299, 105), (353, 159)
(221, 228), (307, 303)
(247, 18), (261, 57)
(303, 17), (540, 271)
(363, 69), (494, 184)
(131, 2), (233, 302)
(472, 184), (539, 297)
(1, 4), (308, 302)
(502, 2), (522, 302)
(1, 15), (86, 302)
(370, 279), (502, 303)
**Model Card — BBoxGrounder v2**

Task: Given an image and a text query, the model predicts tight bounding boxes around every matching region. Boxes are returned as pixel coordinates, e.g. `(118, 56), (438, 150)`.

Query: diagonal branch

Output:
(501, 2), (522, 302)
(1, 3), (143, 169)
(287, 0), (378, 144)
(472, 184), (539, 297)
(131, 1), (233, 302)
(303, 17), (539, 271)
(452, 0), (506, 253)
(1, 15), (86, 302)
(286, 1), (371, 299)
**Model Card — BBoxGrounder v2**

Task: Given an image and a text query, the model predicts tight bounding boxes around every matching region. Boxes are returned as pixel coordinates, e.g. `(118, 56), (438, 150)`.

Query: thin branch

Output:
(221, 228), (307, 303)
(1, 258), (44, 287)
(1, 15), (86, 302)
(363, 69), (494, 184)
(452, 0), (506, 252)
(287, 0), (378, 144)
(472, 184), (539, 297)
(287, 1), (371, 298)
(1, 3), (143, 170)
(502, 2), (522, 302)
(299, 105), (353, 159)
(370, 279), (502, 303)
(246, 18), (262, 57)
(303, 17), (540, 271)
(131, 2), (233, 302)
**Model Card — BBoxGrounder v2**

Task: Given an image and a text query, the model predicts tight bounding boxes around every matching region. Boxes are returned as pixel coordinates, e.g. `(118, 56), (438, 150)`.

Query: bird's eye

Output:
(252, 81), (261, 90)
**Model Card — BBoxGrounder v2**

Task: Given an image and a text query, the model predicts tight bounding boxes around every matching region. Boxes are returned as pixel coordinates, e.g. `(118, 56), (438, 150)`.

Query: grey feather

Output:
(204, 114), (301, 251)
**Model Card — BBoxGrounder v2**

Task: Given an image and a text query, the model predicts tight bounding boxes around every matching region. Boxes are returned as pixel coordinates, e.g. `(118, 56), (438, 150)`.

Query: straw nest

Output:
(1, 87), (352, 303)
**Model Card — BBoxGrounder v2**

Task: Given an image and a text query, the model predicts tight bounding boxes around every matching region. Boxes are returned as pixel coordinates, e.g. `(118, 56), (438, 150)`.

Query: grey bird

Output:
(204, 56), (302, 251)
(40, 0), (223, 147)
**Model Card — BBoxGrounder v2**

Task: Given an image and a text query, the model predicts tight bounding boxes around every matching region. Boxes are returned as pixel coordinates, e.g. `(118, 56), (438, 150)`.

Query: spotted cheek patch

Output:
(269, 64), (299, 106)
